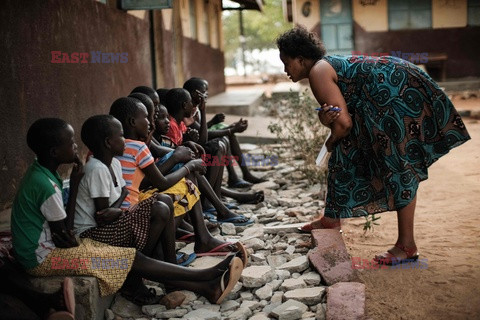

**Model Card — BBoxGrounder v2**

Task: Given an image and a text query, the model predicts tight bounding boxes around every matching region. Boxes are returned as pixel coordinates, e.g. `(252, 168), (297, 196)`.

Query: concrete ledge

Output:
(271, 82), (301, 100)
(30, 276), (114, 320)
(207, 89), (265, 116)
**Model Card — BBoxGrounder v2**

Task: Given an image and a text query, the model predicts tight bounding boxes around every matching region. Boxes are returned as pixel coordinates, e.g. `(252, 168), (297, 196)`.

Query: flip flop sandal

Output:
(47, 311), (75, 320)
(215, 257), (244, 304)
(176, 252), (197, 267)
(224, 203), (240, 210)
(121, 286), (162, 306)
(203, 211), (218, 222)
(228, 179), (253, 188)
(374, 243), (420, 266)
(217, 215), (254, 226)
(62, 278), (75, 316)
(176, 233), (195, 243)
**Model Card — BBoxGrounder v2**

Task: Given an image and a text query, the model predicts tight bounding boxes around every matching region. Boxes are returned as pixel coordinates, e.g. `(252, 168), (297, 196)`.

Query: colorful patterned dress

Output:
(322, 55), (470, 218)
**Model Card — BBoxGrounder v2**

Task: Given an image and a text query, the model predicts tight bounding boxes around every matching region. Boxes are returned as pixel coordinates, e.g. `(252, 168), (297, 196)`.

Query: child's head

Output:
(183, 77), (208, 107)
(165, 88), (194, 118)
(81, 115), (125, 157)
(110, 97), (150, 141)
(155, 105), (170, 135)
(128, 92), (156, 130)
(131, 86), (160, 109)
(156, 88), (169, 106)
(27, 118), (77, 163)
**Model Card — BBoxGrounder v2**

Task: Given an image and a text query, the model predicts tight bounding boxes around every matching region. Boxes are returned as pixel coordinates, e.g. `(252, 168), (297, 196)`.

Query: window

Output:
(468, 0), (480, 26)
(189, 0), (197, 40)
(388, 0), (432, 30)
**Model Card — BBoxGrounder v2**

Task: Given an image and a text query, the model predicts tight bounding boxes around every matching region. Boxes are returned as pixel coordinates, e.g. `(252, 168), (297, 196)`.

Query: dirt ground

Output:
(341, 97), (480, 320)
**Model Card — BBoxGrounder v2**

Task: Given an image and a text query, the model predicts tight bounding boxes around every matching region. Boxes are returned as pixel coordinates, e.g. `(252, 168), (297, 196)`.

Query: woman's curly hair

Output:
(276, 25), (326, 60)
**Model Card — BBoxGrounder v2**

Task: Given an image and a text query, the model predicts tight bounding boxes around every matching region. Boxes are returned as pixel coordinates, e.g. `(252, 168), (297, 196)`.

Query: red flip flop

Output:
(195, 242), (236, 257)
(176, 233), (195, 243)
(374, 243), (419, 266)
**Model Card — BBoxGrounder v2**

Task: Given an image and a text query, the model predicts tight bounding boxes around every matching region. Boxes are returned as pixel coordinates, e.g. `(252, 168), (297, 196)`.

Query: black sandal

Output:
(121, 285), (163, 306)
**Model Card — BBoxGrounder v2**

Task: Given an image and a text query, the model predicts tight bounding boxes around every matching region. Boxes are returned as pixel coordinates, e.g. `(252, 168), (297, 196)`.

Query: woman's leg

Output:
(390, 195), (417, 257)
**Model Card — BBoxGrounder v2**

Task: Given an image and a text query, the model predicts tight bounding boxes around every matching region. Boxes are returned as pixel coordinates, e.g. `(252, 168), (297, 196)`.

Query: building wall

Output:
(0, 0), (152, 208)
(291, 0), (480, 78)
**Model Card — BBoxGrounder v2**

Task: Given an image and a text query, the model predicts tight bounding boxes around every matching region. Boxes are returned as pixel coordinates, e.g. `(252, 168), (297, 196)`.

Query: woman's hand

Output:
(317, 104), (341, 127)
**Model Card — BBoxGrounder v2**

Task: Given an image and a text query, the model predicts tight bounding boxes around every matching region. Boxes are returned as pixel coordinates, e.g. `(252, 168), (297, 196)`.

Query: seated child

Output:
(109, 98), (248, 260)
(183, 77), (266, 188)
(165, 88), (262, 225)
(11, 118), (244, 306)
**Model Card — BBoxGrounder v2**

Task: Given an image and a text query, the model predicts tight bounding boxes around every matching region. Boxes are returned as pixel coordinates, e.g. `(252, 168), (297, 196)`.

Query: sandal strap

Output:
(394, 243), (418, 257)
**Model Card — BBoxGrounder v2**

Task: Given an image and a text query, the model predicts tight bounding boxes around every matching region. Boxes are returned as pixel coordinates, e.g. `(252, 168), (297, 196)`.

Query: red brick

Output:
(326, 282), (365, 320)
(307, 229), (359, 285)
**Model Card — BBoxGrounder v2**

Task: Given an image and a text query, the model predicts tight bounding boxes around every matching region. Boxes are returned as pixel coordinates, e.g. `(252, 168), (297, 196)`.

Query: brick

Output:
(326, 282), (365, 320)
(307, 230), (359, 285)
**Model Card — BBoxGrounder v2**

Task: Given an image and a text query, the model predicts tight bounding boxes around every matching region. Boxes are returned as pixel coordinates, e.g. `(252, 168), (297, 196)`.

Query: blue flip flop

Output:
(224, 203), (240, 210)
(177, 252), (196, 266)
(203, 211), (217, 222)
(217, 215), (254, 226)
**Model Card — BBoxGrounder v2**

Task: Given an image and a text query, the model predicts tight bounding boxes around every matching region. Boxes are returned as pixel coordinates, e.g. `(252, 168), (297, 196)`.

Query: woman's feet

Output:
(298, 216), (341, 233)
(374, 242), (419, 265)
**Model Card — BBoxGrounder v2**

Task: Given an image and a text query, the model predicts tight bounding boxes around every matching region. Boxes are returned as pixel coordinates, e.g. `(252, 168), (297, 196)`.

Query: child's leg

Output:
(220, 187), (264, 205)
(131, 252), (242, 304)
(203, 141), (227, 207)
(228, 135), (265, 184)
(195, 174), (250, 223)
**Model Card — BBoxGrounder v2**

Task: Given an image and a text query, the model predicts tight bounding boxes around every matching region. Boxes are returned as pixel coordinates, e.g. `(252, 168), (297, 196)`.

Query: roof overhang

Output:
(224, 0), (263, 12)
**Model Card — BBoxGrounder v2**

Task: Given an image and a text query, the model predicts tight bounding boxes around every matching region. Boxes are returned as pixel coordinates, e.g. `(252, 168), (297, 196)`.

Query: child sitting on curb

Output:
(11, 117), (244, 306)
(109, 97), (248, 261)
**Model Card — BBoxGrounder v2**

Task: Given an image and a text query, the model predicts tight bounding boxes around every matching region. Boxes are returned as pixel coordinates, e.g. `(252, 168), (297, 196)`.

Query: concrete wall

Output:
(291, 0), (480, 79)
(0, 0), (152, 208)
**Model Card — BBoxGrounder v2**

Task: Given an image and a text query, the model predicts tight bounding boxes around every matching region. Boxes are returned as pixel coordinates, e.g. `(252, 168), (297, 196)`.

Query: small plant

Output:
(267, 89), (329, 185)
(363, 214), (381, 234)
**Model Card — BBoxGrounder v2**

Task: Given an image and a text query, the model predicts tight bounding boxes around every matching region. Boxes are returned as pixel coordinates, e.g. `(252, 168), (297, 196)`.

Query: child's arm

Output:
(142, 158), (206, 192)
(197, 94), (208, 145)
(49, 156), (83, 248)
(149, 137), (173, 158)
(207, 113), (225, 128)
(207, 119), (248, 139)
(157, 146), (195, 175)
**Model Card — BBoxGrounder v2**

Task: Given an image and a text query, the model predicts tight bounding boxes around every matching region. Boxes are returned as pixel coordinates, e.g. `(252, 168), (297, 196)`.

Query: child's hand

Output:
(209, 113), (225, 126)
(183, 141), (205, 158)
(69, 155), (84, 188)
(185, 127), (200, 142)
(232, 118), (248, 134)
(174, 146), (195, 162)
(185, 159), (207, 175)
(317, 103), (340, 127)
(52, 229), (78, 248)
(95, 208), (122, 226)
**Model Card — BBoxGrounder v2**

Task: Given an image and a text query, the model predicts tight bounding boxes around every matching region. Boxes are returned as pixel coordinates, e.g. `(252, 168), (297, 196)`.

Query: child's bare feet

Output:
(234, 190), (264, 204)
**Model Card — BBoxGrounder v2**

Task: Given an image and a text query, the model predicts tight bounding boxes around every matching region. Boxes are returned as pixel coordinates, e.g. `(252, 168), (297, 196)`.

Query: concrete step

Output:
(207, 89), (265, 116)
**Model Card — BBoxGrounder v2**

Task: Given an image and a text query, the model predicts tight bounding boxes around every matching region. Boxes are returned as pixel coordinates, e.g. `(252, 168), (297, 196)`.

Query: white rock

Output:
(221, 223), (237, 235)
(241, 266), (276, 288)
(251, 253), (266, 262)
(271, 292), (284, 304)
(225, 306), (252, 320)
(255, 284), (273, 300)
(141, 304), (166, 316)
(220, 300), (240, 312)
(270, 300), (308, 320)
(267, 255), (287, 268)
(155, 308), (188, 318)
(280, 278), (307, 291)
(240, 292), (254, 300)
(240, 300), (261, 311)
(285, 245), (296, 255)
(283, 287), (325, 306)
(244, 238), (265, 250)
(278, 256), (309, 273)
(183, 308), (221, 320)
(248, 313), (270, 320)
(275, 270), (291, 281)
(251, 181), (280, 191)
(299, 272), (321, 286)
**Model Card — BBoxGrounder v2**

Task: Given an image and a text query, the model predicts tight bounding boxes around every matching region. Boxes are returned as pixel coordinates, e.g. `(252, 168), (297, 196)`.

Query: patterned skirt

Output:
(80, 196), (159, 251)
(138, 178), (200, 217)
(28, 238), (135, 296)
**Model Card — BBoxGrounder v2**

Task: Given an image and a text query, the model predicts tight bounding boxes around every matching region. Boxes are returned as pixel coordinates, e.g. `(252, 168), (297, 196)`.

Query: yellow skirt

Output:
(138, 178), (200, 217)
(28, 238), (136, 296)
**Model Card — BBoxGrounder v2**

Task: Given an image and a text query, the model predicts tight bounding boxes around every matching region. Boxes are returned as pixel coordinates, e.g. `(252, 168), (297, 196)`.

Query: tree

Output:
(222, 0), (292, 72)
